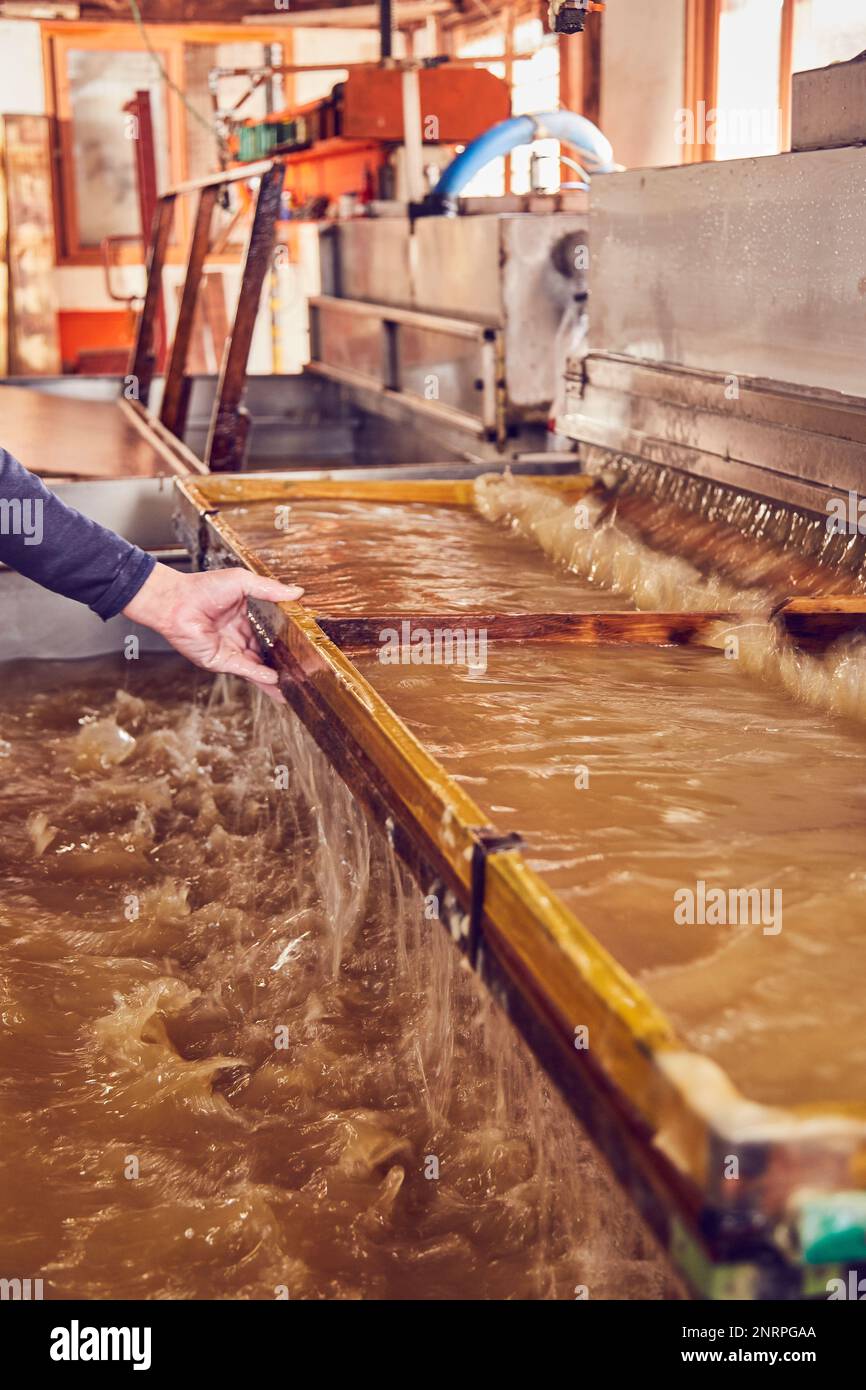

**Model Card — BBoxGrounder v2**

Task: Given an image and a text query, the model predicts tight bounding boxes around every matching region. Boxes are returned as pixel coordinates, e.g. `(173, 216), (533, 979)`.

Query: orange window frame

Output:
(44, 23), (187, 266)
(683, 0), (796, 163)
(43, 22), (291, 267)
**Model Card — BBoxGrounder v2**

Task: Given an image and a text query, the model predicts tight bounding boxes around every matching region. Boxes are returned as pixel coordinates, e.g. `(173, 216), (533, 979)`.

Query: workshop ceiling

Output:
(12, 0), (500, 25)
(0, 0), (545, 37)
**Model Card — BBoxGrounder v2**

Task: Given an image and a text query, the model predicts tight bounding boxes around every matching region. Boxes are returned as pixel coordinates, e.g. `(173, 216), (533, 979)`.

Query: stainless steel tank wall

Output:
(586, 146), (866, 399)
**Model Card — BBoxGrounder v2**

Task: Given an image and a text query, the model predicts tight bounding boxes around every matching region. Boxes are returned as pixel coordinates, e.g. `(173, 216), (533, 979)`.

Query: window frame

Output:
(684, 0), (800, 163)
(43, 21), (289, 267)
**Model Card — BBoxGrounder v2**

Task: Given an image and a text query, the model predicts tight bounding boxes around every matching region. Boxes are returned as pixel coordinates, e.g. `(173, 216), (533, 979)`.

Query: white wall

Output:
(600, 0), (686, 169)
(291, 26), (390, 106)
(0, 20), (44, 115)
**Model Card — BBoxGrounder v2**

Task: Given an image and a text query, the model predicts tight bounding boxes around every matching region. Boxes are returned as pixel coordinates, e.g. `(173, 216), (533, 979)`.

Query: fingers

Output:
(159, 568), (299, 692)
(235, 572), (304, 604)
(231, 650), (286, 702)
(220, 651), (281, 687)
(258, 682), (287, 706)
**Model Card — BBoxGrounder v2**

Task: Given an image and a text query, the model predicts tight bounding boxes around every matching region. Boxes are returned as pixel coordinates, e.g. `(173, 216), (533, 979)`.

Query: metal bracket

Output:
(468, 829), (524, 968)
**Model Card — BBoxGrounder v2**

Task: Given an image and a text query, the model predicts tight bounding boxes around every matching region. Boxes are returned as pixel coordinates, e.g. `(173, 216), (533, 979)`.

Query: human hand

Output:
(123, 563), (303, 697)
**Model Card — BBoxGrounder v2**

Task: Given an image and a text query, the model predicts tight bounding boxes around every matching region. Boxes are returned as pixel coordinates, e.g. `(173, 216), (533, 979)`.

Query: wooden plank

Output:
(127, 90), (166, 372)
(321, 611), (741, 649)
(160, 185), (218, 436)
(774, 595), (866, 651)
(121, 397), (208, 476)
(0, 385), (171, 479)
(205, 161), (284, 473)
(179, 472), (595, 510)
(2, 115), (61, 377)
(81, 0), (442, 19)
(684, 0), (721, 164)
(163, 158), (278, 198)
(128, 194), (176, 408)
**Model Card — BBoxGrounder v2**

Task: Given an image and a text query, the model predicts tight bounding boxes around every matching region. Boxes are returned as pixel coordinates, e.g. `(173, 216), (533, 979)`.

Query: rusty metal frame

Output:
(125, 158), (286, 476)
(175, 470), (866, 1299)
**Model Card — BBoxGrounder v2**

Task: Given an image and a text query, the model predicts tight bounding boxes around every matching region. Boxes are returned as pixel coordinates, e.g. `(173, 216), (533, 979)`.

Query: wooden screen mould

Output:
(175, 470), (866, 1301)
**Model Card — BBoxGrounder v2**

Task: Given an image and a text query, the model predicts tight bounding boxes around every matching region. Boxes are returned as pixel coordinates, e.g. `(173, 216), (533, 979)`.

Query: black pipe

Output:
(380, 0), (393, 60)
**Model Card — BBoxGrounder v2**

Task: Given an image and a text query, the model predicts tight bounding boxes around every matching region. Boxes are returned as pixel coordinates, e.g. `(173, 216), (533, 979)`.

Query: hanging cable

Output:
(127, 0), (215, 139)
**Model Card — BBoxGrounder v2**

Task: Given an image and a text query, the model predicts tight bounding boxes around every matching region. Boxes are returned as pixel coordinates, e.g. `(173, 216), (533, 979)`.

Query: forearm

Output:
(0, 448), (154, 619)
(0, 447), (304, 692)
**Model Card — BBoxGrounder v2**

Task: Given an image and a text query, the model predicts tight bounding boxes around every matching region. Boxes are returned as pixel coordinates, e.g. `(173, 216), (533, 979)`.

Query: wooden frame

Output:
(0, 114), (62, 377)
(42, 21), (292, 266)
(126, 157), (284, 474)
(174, 470), (866, 1298)
(45, 22), (184, 265)
(685, 0), (799, 163)
(558, 6), (601, 130)
(683, 0), (720, 163)
(779, 0), (796, 151)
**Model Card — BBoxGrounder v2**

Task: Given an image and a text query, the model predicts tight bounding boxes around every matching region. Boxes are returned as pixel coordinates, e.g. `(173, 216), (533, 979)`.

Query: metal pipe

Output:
(211, 59), (511, 80)
(401, 67), (425, 204)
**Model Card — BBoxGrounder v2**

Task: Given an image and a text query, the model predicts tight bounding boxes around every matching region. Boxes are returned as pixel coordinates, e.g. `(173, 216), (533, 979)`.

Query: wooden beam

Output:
(319, 611), (741, 650)
(178, 472), (594, 509)
(160, 185), (218, 437)
(580, 7), (602, 129)
(204, 161), (284, 473)
(120, 396), (208, 476)
(773, 596), (866, 652)
(1, 115), (61, 376)
(81, 0), (451, 21)
(683, 0), (720, 163)
(779, 0), (795, 152)
(559, 17), (602, 126)
(127, 194), (175, 407)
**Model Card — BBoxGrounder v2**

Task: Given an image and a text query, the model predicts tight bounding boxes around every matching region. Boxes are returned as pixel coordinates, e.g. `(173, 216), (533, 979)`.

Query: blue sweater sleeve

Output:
(0, 448), (156, 620)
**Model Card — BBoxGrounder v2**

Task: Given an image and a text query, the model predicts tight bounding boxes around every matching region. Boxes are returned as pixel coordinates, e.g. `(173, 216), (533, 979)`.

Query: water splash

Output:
(594, 456), (866, 589)
(474, 472), (866, 723)
(0, 656), (680, 1300)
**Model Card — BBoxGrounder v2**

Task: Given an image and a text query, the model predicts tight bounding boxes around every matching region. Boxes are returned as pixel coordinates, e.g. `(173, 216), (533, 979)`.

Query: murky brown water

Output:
(357, 641), (866, 1110)
(216, 497), (631, 614)
(0, 655), (679, 1301)
(7, 471), (866, 1298)
(474, 474), (866, 723)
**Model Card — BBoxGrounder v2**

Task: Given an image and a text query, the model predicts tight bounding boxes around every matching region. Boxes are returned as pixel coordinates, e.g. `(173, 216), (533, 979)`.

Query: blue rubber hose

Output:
(432, 110), (615, 202)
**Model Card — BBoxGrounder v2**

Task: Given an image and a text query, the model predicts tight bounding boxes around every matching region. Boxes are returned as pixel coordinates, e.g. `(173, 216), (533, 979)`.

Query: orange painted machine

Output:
(231, 64), (511, 207)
